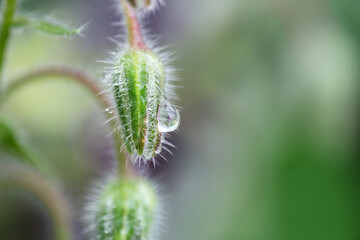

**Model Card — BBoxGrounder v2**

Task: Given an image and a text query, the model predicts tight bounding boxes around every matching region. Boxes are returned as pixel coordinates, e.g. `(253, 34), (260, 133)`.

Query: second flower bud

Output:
(112, 48), (179, 161)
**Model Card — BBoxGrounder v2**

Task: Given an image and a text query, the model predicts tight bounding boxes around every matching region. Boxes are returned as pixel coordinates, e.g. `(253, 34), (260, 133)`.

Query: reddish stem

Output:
(122, 0), (147, 50)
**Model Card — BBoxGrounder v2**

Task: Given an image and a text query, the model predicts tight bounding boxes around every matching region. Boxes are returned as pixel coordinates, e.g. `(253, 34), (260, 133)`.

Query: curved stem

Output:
(4, 65), (111, 108)
(2, 65), (128, 177)
(0, 162), (72, 240)
(120, 0), (147, 50)
(0, 0), (17, 87)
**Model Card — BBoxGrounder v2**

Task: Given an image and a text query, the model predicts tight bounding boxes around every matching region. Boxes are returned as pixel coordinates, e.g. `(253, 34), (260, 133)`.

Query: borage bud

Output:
(126, 0), (160, 11)
(112, 48), (180, 161)
(95, 178), (157, 240)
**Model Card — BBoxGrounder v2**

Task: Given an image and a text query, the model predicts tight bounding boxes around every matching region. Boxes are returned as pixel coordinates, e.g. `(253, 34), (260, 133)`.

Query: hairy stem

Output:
(0, 162), (72, 240)
(0, 0), (17, 87)
(121, 0), (147, 50)
(2, 65), (129, 177)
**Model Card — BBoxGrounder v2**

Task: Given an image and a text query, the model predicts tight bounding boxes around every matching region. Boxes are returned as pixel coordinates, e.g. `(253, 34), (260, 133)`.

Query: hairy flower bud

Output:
(94, 179), (157, 240)
(126, 0), (159, 11)
(112, 48), (180, 161)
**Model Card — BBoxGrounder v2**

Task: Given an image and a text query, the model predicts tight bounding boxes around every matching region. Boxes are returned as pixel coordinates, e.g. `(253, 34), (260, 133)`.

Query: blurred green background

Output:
(0, 0), (359, 239)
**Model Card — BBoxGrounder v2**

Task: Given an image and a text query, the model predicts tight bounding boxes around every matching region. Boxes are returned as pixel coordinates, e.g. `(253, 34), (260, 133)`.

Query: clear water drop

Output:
(157, 98), (180, 133)
(155, 147), (162, 154)
(105, 108), (114, 114)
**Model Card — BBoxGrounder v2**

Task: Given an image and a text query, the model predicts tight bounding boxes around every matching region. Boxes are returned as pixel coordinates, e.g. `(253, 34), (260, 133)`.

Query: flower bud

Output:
(94, 179), (157, 240)
(112, 48), (180, 161)
(126, 0), (156, 11)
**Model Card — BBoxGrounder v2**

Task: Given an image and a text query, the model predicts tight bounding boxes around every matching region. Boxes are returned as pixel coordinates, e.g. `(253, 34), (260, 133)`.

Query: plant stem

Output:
(0, 162), (72, 240)
(4, 65), (111, 108)
(120, 0), (147, 50)
(2, 65), (129, 177)
(0, 0), (17, 87)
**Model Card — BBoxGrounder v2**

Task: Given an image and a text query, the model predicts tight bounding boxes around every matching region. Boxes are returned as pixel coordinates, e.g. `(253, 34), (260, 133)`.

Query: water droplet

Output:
(155, 143), (162, 154)
(157, 98), (180, 133)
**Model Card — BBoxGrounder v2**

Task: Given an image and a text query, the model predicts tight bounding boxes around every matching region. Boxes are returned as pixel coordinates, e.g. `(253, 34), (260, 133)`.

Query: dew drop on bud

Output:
(157, 98), (180, 133)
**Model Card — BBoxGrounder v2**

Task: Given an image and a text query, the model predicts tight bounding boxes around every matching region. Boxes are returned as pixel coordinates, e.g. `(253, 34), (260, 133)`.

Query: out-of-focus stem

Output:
(0, 0), (17, 87)
(2, 65), (129, 177)
(4, 65), (111, 109)
(121, 0), (147, 50)
(0, 162), (72, 240)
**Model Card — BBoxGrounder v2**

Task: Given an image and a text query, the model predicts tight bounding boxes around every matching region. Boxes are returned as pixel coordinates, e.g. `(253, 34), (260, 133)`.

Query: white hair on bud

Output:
(82, 173), (164, 240)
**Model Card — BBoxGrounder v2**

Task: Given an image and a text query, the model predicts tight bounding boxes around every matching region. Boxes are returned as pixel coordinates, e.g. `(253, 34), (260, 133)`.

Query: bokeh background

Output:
(0, 0), (359, 239)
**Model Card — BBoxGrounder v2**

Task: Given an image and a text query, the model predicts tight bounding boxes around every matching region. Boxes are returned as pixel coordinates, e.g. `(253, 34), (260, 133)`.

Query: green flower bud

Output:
(112, 48), (180, 161)
(94, 178), (157, 240)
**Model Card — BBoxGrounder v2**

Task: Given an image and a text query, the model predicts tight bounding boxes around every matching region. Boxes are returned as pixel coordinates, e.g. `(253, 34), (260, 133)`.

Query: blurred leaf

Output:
(12, 15), (85, 36)
(0, 117), (56, 180)
(11, 16), (30, 28)
(32, 20), (83, 36)
(0, 118), (26, 156)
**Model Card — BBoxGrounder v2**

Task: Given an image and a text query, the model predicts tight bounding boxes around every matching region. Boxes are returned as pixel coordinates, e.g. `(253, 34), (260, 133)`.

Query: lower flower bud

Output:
(95, 178), (157, 240)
